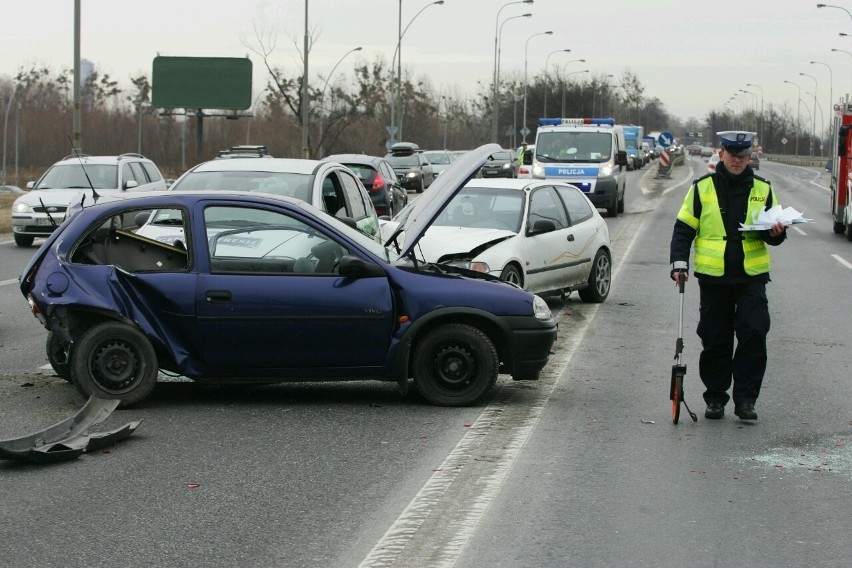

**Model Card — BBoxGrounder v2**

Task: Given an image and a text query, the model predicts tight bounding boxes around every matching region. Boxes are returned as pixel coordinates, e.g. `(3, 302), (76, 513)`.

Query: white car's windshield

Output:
(433, 186), (523, 231)
(35, 164), (118, 190)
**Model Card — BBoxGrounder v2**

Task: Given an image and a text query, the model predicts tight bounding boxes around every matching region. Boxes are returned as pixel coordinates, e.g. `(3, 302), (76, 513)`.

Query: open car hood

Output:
(387, 143), (501, 260)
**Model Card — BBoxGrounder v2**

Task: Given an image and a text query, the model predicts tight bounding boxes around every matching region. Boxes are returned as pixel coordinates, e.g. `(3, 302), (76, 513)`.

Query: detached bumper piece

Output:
(0, 396), (141, 464)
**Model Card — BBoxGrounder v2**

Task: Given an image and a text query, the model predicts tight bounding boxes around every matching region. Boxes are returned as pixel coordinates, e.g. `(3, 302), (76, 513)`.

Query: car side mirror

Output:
(124, 179), (139, 191)
(616, 151), (628, 166)
(338, 255), (385, 278)
(529, 219), (556, 235)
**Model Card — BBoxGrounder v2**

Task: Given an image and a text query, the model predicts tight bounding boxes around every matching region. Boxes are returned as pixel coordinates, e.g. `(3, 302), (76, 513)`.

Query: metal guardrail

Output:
(763, 154), (829, 168)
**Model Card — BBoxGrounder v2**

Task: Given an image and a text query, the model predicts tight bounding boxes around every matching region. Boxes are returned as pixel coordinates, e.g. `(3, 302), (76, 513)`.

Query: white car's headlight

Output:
(13, 201), (34, 213)
(599, 164), (615, 177)
(532, 164), (546, 178)
(533, 295), (552, 320)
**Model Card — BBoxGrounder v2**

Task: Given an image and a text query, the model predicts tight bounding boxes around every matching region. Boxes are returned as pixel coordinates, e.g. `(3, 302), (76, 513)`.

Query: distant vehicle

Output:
(688, 144), (703, 156)
(422, 150), (455, 178)
(479, 149), (517, 178)
(516, 144), (534, 179)
(381, 177), (611, 301)
(700, 146), (715, 158)
(750, 152), (760, 170)
(622, 125), (645, 170)
(0, 185), (25, 194)
(11, 153), (168, 247)
(20, 144), (558, 408)
(324, 153), (408, 218)
(386, 142), (434, 193)
(707, 153), (720, 172)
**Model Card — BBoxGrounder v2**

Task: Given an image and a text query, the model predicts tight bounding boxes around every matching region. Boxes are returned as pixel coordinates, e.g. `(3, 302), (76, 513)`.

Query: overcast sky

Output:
(1, 0), (848, 132)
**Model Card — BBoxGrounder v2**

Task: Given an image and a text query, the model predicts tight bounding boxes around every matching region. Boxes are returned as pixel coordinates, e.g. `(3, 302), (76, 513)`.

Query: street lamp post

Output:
(495, 12), (532, 144)
(739, 89), (757, 132)
(2, 83), (17, 186)
(784, 79), (802, 155)
(806, 90), (826, 155)
(522, 30), (553, 143)
(491, 0), (534, 142)
(543, 49), (570, 116)
(393, 0), (444, 145)
(800, 72), (818, 155)
(246, 87), (270, 145)
(746, 82), (764, 147)
(318, 46), (362, 156)
(597, 74), (615, 116)
(301, 0), (309, 158)
(810, 60), (833, 148)
(559, 59), (586, 116)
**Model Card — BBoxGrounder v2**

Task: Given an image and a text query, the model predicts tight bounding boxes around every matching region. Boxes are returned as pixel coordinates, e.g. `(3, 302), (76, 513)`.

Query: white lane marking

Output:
(358, 208), (648, 568)
(1, 278), (18, 287)
(832, 254), (852, 270)
(792, 226), (807, 236)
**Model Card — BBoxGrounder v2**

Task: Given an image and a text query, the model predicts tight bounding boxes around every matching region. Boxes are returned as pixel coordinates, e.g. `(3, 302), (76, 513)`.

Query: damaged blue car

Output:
(19, 145), (557, 408)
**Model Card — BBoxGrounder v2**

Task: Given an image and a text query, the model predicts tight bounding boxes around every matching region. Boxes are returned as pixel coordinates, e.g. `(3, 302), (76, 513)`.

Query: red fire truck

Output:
(830, 102), (852, 240)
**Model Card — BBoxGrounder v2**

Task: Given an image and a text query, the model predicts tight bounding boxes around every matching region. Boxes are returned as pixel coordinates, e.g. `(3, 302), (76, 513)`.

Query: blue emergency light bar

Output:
(538, 117), (615, 127)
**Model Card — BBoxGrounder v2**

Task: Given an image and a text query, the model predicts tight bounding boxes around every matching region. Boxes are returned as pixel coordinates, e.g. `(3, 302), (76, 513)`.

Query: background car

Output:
(20, 144), (557, 409)
(422, 150), (454, 178)
(479, 148), (517, 178)
(381, 178), (611, 302)
(11, 153), (168, 247)
(750, 152), (760, 170)
(166, 156), (381, 240)
(324, 153), (407, 218)
(516, 144), (535, 178)
(386, 142), (434, 193)
(706, 152), (720, 172)
(0, 185), (25, 194)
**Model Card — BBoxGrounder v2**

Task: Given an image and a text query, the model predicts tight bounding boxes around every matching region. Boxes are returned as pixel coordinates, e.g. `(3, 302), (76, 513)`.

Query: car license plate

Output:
(36, 216), (63, 226)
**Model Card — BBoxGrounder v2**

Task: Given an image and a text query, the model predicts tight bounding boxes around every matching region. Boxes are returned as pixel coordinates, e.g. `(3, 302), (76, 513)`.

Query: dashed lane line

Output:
(832, 253), (852, 270)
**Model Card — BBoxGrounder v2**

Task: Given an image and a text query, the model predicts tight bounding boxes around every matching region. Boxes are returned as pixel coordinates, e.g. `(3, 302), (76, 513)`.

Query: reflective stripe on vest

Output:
(680, 176), (773, 276)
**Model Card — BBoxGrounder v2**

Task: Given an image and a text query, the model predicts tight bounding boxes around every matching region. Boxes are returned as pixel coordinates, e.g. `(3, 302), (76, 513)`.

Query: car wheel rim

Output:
(595, 255), (611, 296)
(90, 340), (140, 392)
(432, 344), (476, 391)
(504, 269), (521, 286)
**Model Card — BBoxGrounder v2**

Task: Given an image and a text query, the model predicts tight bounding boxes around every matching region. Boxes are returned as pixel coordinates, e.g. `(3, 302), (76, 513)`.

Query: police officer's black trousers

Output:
(696, 280), (770, 406)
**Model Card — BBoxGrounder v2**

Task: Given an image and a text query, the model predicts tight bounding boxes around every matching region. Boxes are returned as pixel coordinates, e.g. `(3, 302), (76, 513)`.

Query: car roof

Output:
(323, 154), (384, 166)
(187, 157), (324, 175)
(463, 178), (576, 192)
(54, 154), (151, 166)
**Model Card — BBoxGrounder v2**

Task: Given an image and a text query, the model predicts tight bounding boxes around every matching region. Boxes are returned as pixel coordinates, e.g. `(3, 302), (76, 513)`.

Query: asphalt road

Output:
(2, 159), (851, 567)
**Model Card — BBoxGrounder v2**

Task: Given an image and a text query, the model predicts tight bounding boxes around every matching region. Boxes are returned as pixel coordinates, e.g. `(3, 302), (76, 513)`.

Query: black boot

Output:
(705, 402), (724, 419)
(734, 403), (757, 420)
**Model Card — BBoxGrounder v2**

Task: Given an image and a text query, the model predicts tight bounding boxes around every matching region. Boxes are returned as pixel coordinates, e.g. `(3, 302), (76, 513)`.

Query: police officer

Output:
(669, 131), (786, 421)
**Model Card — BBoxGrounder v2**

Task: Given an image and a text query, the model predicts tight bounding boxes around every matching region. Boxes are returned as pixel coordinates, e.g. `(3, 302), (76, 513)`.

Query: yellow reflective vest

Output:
(676, 175), (774, 276)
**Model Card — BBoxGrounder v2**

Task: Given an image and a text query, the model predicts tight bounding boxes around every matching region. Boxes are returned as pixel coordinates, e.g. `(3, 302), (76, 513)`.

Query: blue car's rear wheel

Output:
(71, 322), (158, 408)
(46, 331), (73, 383)
(412, 323), (498, 406)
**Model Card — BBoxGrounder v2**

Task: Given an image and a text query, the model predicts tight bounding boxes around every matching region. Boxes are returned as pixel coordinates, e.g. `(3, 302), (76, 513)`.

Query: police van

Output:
(532, 118), (629, 217)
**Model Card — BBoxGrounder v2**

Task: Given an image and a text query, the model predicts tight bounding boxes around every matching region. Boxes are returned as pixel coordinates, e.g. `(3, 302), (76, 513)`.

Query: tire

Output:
(834, 221), (844, 235)
(499, 264), (523, 288)
(70, 322), (158, 407)
(617, 188), (625, 214)
(412, 323), (498, 406)
(46, 331), (73, 383)
(578, 248), (611, 303)
(417, 177), (425, 193)
(671, 373), (682, 424)
(846, 221), (852, 242)
(14, 233), (34, 247)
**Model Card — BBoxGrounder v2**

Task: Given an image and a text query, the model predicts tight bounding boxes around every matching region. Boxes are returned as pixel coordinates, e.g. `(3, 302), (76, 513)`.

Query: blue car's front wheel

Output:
(412, 323), (498, 406)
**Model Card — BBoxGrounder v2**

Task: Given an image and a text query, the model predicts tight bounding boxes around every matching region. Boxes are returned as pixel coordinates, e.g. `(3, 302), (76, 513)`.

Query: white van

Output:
(532, 118), (629, 217)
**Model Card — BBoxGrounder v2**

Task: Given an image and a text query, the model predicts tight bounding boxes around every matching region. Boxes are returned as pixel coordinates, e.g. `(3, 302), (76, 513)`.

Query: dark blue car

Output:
(20, 145), (557, 408)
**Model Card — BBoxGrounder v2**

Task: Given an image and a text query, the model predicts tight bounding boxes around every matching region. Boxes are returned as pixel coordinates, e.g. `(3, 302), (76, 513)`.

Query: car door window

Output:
(555, 185), (594, 226)
(528, 186), (568, 231)
(129, 162), (150, 185)
(204, 205), (348, 275)
(338, 171), (369, 222)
